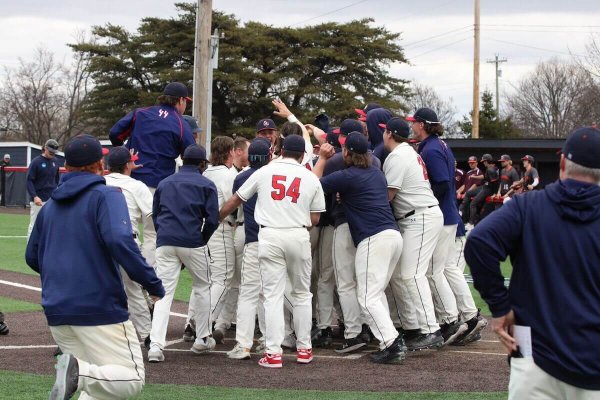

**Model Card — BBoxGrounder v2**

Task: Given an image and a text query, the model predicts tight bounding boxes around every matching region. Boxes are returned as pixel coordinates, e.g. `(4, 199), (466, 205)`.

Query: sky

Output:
(1, 0), (599, 119)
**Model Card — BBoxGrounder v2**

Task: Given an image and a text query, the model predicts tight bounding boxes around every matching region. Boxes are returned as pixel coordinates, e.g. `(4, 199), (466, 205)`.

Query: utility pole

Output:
(472, 0), (480, 139)
(192, 0), (212, 148)
(486, 54), (508, 118)
(205, 28), (221, 157)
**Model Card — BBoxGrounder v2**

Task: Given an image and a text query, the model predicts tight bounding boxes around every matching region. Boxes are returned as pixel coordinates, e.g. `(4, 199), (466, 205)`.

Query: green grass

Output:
(0, 213), (29, 236)
(0, 370), (507, 400)
(0, 296), (42, 313)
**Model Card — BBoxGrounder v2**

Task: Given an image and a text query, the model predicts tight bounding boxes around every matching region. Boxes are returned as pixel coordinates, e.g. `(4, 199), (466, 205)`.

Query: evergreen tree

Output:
(460, 90), (517, 139)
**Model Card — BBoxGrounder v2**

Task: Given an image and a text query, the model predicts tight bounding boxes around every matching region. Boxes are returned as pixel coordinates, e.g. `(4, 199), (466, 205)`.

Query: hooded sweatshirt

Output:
(25, 172), (165, 327)
(365, 108), (392, 149)
(464, 179), (600, 390)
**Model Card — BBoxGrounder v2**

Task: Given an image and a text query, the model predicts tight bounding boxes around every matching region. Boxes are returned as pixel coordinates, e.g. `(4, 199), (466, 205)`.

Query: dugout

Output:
(445, 138), (564, 188)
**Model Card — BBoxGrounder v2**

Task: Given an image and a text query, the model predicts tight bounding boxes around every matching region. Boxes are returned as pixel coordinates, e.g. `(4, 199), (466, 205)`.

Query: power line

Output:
(483, 28), (600, 34)
(483, 24), (600, 28)
(288, 0), (370, 27)
(410, 36), (471, 59)
(488, 38), (585, 58)
(403, 25), (472, 48)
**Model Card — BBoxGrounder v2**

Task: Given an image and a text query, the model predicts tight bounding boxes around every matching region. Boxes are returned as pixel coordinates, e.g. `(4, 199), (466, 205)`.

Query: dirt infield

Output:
(0, 269), (509, 392)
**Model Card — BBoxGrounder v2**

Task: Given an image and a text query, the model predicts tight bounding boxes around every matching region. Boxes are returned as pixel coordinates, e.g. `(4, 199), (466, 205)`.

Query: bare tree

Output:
(507, 58), (597, 138)
(407, 83), (460, 137)
(0, 37), (92, 146)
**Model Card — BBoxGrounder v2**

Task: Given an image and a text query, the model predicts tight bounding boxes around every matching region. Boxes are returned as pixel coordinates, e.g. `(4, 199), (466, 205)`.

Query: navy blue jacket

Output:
(26, 155), (60, 201)
(464, 179), (600, 390)
(418, 135), (461, 226)
(109, 105), (196, 188)
(320, 165), (398, 246)
(233, 168), (259, 244)
(153, 165), (219, 248)
(25, 172), (164, 326)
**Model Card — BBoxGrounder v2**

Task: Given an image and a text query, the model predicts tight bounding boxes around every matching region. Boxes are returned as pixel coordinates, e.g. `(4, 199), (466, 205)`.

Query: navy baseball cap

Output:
(380, 117), (410, 138)
(521, 155), (535, 163)
(64, 134), (108, 167)
(282, 135), (305, 153)
(406, 108), (440, 124)
(182, 115), (202, 134)
(256, 118), (277, 133)
(108, 146), (138, 167)
(333, 119), (364, 135)
(341, 132), (368, 154)
(183, 144), (208, 161)
(562, 127), (600, 168)
(163, 82), (192, 102)
(499, 154), (511, 162)
(45, 139), (59, 154)
(248, 138), (271, 164)
(325, 132), (341, 148)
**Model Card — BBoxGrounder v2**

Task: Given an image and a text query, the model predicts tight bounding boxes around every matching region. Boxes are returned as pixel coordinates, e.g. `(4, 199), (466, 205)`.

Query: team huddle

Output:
(27, 83), (490, 399)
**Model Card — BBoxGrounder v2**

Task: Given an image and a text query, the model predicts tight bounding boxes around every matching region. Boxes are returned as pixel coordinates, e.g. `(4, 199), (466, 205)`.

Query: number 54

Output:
(271, 175), (301, 203)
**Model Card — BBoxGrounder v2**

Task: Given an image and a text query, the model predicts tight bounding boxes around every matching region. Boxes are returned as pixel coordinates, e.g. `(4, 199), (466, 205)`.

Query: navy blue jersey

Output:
(320, 165), (398, 246)
(233, 168), (259, 244)
(110, 105), (196, 188)
(26, 155), (60, 201)
(418, 135), (461, 226)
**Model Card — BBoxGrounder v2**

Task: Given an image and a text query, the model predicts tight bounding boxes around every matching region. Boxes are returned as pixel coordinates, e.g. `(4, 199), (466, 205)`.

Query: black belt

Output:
(397, 205), (435, 221)
(237, 222), (244, 226)
(225, 221), (235, 227)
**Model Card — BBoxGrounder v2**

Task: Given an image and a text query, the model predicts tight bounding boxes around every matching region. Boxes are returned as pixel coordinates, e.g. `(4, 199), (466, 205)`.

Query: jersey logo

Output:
(271, 175), (301, 203)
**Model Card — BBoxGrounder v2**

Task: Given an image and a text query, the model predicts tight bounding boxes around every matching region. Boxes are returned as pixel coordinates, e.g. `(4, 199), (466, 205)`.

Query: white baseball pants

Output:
(332, 223), (362, 339)
(389, 207), (443, 334)
(355, 229), (403, 349)
(316, 225), (336, 329)
(259, 227), (312, 355)
(121, 268), (151, 340)
(50, 321), (144, 400)
(215, 225), (245, 331)
(150, 245), (211, 349)
(445, 235), (478, 321)
(207, 222), (235, 323)
(140, 218), (156, 267)
(427, 224), (459, 325)
(27, 201), (44, 238)
(509, 358), (600, 400)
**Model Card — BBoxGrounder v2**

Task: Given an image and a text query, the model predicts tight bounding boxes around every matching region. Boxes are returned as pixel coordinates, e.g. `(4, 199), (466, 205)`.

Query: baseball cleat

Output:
(182, 323), (196, 342)
(370, 337), (406, 364)
(227, 343), (251, 360)
(335, 337), (368, 354)
(405, 331), (444, 351)
(452, 313), (488, 346)
(312, 327), (333, 348)
(148, 344), (164, 363)
(296, 348), (313, 364)
(49, 353), (79, 400)
(0, 312), (8, 335)
(143, 336), (151, 350)
(359, 324), (372, 344)
(258, 353), (282, 368)
(440, 321), (468, 346)
(191, 336), (216, 354)
(212, 328), (225, 344)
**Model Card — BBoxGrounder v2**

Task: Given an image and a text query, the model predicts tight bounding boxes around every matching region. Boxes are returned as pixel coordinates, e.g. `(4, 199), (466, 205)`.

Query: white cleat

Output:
(191, 336), (216, 354)
(227, 343), (251, 360)
(148, 343), (164, 363)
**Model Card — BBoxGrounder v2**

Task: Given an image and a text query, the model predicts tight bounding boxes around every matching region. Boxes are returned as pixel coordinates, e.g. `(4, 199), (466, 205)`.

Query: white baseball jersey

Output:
(104, 173), (153, 236)
(383, 142), (438, 219)
(203, 165), (238, 223)
(236, 158), (326, 228)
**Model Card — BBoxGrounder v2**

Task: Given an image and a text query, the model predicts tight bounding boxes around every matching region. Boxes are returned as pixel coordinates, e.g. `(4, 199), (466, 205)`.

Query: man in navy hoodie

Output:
(26, 134), (165, 400)
(465, 127), (600, 399)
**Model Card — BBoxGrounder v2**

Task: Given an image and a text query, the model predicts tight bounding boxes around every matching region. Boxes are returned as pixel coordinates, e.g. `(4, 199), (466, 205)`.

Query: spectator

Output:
(511, 155), (539, 193)
(109, 82), (196, 190)
(1, 154), (10, 166)
(465, 127), (600, 399)
(26, 139), (60, 238)
(457, 156), (483, 197)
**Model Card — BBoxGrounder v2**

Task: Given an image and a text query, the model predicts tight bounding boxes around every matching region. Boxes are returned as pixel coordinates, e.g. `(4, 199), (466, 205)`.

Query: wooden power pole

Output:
(472, 0), (480, 138)
(192, 0), (212, 147)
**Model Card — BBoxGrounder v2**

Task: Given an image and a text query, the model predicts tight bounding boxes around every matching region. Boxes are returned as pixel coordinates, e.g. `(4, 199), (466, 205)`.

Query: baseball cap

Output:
(163, 82), (192, 102)
(182, 115), (202, 134)
(480, 154), (493, 162)
(468, 156), (478, 163)
(498, 154), (511, 162)
(562, 127), (600, 168)
(183, 144), (208, 161)
(108, 146), (138, 168)
(45, 139), (59, 154)
(3, 154), (9, 159)
(406, 108), (440, 124)
(324, 132), (341, 148)
(64, 134), (108, 167)
(248, 138), (271, 164)
(256, 118), (277, 133)
(281, 135), (305, 153)
(341, 132), (368, 154)
(521, 155), (535, 163)
(354, 103), (383, 118)
(333, 119), (364, 135)
(380, 117), (410, 138)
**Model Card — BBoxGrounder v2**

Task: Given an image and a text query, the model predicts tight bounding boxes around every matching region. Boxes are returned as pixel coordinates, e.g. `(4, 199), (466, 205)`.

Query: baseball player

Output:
(219, 135), (326, 368)
(226, 138), (271, 360)
(366, 108), (393, 165)
(149, 144), (219, 363)
(381, 117), (445, 350)
(511, 155), (540, 192)
(202, 136), (238, 343)
(314, 133), (405, 364)
(408, 108), (466, 345)
(27, 134), (164, 400)
(494, 155), (520, 205)
(104, 147), (155, 346)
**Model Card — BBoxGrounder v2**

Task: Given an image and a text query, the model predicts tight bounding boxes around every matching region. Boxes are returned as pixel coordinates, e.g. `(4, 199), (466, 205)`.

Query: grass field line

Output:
(0, 235), (27, 238)
(164, 348), (365, 360)
(0, 345), (58, 350)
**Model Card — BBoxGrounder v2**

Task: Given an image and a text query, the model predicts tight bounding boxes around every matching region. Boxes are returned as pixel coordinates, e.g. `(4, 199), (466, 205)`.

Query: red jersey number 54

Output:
(271, 175), (301, 203)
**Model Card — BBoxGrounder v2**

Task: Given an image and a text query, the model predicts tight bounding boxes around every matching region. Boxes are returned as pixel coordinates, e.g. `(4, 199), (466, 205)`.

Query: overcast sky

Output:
(1, 0), (599, 118)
